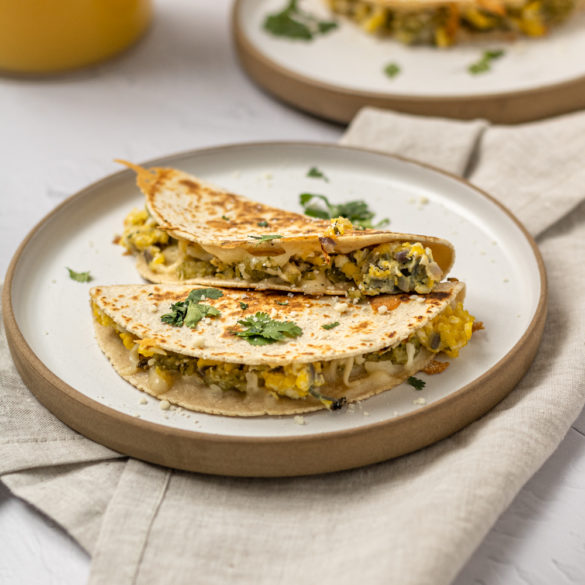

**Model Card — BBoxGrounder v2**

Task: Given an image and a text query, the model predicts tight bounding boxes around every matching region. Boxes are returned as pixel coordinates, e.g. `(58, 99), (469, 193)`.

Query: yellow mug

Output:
(0, 0), (153, 74)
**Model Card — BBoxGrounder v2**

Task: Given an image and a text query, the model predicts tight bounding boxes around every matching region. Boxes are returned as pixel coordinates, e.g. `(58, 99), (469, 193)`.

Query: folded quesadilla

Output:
(117, 162), (454, 298)
(326, 0), (581, 46)
(90, 280), (478, 416)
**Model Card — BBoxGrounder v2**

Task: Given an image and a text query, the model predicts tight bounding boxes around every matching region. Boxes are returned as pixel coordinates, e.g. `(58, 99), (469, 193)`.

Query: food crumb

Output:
(503, 278), (509, 283)
(139, 397), (148, 405)
(413, 397), (427, 406)
(159, 400), (171, 411)
(363, 411), (370, 416)
(419, 196), (429, 205)
(294, 415), (306, 425)
(334, 302), (349, 313)
(377, 305), (388, 314)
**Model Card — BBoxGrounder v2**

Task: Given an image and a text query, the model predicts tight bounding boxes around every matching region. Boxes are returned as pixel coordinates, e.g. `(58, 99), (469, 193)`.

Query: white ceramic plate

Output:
(4, 143), (545, 475)
(234, 0), (585, 122)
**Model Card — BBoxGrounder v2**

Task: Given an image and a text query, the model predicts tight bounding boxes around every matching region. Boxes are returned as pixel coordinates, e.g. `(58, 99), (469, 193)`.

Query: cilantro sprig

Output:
(321, 321), (339, 330)
(263, 0), (338, 41)
(407, 376), (426, 390)
(67, 267), (92, 283)
(161, 288), (223, 328)
(235, 312), (302, 346)
(299, 193), (390, 230)
(383, 62), (401, 79)
(468, 49), (505, 75)
(307, 166), (329, 181)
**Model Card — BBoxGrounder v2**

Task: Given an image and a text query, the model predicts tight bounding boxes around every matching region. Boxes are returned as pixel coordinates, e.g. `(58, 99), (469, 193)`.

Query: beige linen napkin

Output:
(2, 108), (585, 585)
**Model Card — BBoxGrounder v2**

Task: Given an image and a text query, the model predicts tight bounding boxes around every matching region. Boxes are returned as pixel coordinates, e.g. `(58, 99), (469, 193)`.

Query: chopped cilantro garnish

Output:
(257, 220), (269, 227)
(307, 166), (328, 181)
(407, 376), (426, 390)
(468, 49), (505, 75)
(248, 234), (283, 242)
(299, 193), (389, 229)
(66, 267), (92, 283)
(263, 0), (338, 41)
(235, 312), (302, 346)
(239, 302), (249, 310)
(384, 62), (401, 79)
(276, 300), (289, 306)
(221, 215), (231, 221)
(321, 321), (340, 330)
(161, 288), (223, 328)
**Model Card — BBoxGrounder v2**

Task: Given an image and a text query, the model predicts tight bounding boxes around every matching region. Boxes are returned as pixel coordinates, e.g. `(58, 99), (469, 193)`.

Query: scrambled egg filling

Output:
(120, 208), (442, 296)
(327, 0), (576, 46)
(92, 299), (475, 408)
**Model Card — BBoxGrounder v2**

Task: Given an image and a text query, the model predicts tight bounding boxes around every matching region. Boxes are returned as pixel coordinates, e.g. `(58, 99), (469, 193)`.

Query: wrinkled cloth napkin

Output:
(2, 107), (585, 585)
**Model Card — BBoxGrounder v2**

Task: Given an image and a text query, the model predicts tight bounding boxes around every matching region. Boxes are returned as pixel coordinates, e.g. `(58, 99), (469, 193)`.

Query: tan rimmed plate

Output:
(2, 142), (546, 477)
(233, 0), (585, 124)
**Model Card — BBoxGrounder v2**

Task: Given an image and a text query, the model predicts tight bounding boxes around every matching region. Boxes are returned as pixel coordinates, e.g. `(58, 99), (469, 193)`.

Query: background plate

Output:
(234, 0), (585, 123)
(3, 142), (546, 476)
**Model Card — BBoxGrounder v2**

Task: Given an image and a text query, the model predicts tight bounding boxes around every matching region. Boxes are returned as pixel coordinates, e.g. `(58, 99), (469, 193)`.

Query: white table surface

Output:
(1, 1), (585, 584)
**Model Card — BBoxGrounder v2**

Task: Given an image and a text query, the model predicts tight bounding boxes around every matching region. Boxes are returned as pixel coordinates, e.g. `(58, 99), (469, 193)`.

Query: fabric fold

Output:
(340, 107), (488, 176)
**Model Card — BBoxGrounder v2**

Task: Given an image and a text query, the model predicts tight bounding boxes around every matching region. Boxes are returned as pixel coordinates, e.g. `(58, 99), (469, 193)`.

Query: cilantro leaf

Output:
(248, 234), (283, 242)
(235, 312), (302, 346)
(263, 0), (338, 41)
(321, 321), (340, 330)
(407, 376), (426, 390)
(184, 303), (221, 328)
(468, 49), (505, 75)
(299, 193), (390, 229)
(67, 267), (92, 283)
(257, 220), (269, 227)
(307, 166), (328, 181)
(186, 288), (223, 302)
(161, 288), (223, 328)
(384, 62), (401, 79)
(239, 302), (249, 310)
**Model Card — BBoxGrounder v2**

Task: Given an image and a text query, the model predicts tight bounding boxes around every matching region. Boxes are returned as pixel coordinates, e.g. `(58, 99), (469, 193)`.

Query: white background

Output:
(1, 1), (585, 584)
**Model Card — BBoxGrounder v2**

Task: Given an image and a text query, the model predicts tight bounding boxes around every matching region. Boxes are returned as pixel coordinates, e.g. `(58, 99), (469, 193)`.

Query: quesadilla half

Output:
(326, 0), (581, 46)
(90, 280), (478, 416)
(117, 162), (454, 299)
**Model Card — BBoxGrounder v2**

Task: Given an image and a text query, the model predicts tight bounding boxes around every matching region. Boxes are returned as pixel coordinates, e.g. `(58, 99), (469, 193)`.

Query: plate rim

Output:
(2, 141), (548, 477)
(232, 0), (585, 123)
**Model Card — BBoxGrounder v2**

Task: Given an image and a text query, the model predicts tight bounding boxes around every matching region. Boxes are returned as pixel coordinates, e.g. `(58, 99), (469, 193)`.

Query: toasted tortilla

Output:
(91, 281), (468, 416)
(117, 162), (454, 295)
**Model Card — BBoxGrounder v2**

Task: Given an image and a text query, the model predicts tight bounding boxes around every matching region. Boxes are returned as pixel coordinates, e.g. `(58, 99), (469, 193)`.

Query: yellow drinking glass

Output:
(0, 0), (153, 74)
